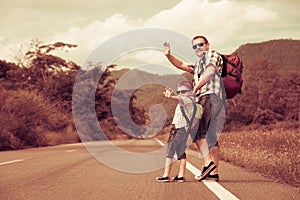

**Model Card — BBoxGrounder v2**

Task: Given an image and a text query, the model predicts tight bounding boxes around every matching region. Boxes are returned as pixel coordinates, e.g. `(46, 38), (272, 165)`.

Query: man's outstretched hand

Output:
(163, 42), (171, 56)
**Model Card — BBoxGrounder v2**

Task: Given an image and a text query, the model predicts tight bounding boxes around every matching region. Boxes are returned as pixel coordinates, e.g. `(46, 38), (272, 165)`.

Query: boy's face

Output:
(176, 86), (192, 96)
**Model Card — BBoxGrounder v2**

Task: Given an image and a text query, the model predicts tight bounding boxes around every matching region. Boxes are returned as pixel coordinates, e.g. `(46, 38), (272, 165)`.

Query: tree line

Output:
(0, 40), (145, 150)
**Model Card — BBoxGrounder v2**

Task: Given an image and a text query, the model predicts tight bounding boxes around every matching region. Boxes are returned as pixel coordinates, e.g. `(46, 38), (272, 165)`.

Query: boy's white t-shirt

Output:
(172, 96), (202, 129)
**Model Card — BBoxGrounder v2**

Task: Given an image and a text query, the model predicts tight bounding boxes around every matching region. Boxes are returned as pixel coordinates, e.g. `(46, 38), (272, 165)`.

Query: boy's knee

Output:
(178, 152), (186, 160)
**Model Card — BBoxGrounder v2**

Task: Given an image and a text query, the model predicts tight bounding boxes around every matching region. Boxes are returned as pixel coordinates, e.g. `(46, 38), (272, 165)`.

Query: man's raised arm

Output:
(163, 42), (194, 73)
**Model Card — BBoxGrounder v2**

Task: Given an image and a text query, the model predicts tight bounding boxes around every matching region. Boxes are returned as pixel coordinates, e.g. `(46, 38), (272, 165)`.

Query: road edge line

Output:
(0, 159), (25, 166)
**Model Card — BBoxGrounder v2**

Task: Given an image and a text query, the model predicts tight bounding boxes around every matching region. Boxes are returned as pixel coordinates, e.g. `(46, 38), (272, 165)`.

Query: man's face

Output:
(192, 38), (209, 58)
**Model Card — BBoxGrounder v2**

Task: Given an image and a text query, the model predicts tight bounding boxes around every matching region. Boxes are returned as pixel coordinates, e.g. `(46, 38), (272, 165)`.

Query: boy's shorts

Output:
(166, 127), (188, 160)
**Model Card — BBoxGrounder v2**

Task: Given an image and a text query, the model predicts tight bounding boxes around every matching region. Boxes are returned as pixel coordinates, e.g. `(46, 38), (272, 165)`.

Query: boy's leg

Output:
(178, 158), (186, 178)
(160, 127), (188, 181)
(175, 129), (188, 178)
(156, 157), (172, 182)
(162, 127), (178, 177)
(162, 157), (173, 177)
(172, 154), (186, 182)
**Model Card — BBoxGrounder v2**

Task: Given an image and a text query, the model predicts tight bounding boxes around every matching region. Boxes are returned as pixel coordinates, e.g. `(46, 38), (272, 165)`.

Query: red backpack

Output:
(219, 53), (243, 99)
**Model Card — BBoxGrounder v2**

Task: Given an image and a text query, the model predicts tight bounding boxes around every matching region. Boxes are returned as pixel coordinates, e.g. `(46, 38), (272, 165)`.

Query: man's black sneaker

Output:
(172, 176), (185, 183)
(196, 161), (217, 181)
(206, 174), (219, 181)
(156, 176), (170, 182)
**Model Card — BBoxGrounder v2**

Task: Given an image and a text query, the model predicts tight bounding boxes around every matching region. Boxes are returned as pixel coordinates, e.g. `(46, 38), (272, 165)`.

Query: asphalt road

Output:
(1, 139), (299, 200)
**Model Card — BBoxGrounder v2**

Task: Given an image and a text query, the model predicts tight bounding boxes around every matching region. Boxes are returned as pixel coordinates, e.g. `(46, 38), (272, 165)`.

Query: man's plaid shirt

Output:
(191, 50), (224, 101)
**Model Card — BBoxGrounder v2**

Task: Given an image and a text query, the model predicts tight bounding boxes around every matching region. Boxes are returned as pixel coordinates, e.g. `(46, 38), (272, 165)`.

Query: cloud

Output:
(144, 0), (279, 44)
(242, 4), (279, 23)
(46, 14), (141, 64)
(1, 0), (295, 69)
(55, 0), (281, 65)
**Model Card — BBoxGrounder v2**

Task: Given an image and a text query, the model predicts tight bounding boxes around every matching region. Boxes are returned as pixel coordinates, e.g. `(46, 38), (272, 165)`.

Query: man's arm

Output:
(193, 64), (215, 94)
(193, 51), (221, 94)
(164, 42), (194, 73)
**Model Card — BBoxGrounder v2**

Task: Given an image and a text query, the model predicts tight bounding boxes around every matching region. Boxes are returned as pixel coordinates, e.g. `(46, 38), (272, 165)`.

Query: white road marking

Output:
(202, 181), (239, 200)
(186, 162), (239, 200)
(154, 138), (166, 146)
(66, 150), (78, 153)
(155, 139), (239, 200)
(186, 161), (202, 174)
(0, 159), (24, 166)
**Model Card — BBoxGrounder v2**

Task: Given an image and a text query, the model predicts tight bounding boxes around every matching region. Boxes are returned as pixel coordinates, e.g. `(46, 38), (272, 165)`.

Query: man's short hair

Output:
(192, 35), (209, 44)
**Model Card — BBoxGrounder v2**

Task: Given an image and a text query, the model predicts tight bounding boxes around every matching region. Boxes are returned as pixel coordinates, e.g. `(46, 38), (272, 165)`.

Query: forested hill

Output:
(231, 39), (300, 127)
(236, 39), (299, 70)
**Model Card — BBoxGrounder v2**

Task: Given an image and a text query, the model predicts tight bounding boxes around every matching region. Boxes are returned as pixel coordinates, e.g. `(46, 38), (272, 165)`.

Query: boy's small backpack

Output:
(219, 53), (243, 99)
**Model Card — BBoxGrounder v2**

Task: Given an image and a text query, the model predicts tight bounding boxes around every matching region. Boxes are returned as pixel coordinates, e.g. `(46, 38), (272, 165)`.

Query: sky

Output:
(1, 0), (299, 74)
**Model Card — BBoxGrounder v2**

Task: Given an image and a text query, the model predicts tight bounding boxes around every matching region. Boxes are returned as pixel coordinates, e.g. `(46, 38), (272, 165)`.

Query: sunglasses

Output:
(176, 90), (190, 95)
(192, 43), (205, 50)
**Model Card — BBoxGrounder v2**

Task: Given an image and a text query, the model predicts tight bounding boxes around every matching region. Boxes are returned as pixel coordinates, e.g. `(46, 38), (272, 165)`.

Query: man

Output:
(163, 35), (226, 181)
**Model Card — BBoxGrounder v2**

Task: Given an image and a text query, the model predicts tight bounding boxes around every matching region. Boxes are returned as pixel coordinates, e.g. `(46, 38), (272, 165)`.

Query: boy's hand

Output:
(163, 87), (173, 98)
(163, 42), (171, 56)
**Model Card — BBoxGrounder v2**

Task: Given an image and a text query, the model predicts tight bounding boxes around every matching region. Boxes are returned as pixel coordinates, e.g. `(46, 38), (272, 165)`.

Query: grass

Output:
(219, 123), (299, 186)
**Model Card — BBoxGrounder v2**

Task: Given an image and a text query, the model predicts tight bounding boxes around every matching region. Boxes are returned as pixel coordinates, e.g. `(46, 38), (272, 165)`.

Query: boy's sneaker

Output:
(156, 176), (170, 182)
(195, 161), (217, 181)
(206, 174), (219, 181)
(172, 176), (185, 183)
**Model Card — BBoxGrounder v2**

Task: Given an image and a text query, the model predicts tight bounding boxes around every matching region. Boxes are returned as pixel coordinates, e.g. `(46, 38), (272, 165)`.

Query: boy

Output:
(156, 80), (202, 183)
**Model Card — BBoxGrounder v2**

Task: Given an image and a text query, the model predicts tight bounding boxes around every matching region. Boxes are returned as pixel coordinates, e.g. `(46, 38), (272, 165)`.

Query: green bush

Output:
(253, 108), (284, 125)
(0, 89), (77, 150)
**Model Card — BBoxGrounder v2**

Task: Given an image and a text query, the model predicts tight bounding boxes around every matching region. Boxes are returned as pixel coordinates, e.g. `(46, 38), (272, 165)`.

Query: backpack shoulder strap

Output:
(180, 97), (197, 132)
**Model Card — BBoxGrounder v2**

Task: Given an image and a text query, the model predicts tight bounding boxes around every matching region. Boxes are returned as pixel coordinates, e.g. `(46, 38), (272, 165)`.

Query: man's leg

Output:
(194, 138), (217, 181)
(209, 146), (219, 174)
(195, 138), (210, 161)
(196, 95), (212, 164)
(206, 94), (225, 177)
